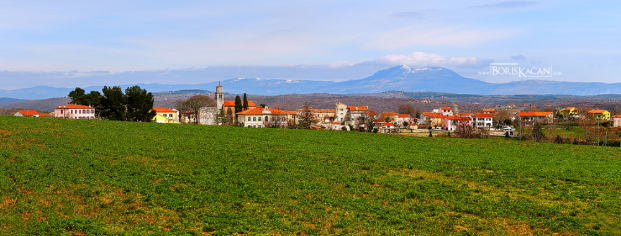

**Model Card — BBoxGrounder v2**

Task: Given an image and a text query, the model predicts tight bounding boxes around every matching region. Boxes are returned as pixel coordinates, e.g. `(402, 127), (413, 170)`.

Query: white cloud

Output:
(377, 51), (489, 68)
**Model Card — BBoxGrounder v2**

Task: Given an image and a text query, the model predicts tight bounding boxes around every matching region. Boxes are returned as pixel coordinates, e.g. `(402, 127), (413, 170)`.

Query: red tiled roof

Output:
(55, 104), (93, 109)
(474, 113), (493, 118)
(447, 116), (470, 121)
(612, 115), (621, 118)
(383, 123), (394, 126)
(440, 107), (452, 110)
(429, 114), (446, 119)
(397, 114), (410, 118)
(17, 110), (39, 116)
(563, 107), (578, 111)
(456, 112), (474, 116)
(348, 106), (369, 111)
(382, 112), (398, 116)
(330, 121), (340, 124)
(519, 112), (552, 117)
(482, 109), (496, 112)
(587, 109), (608, 114)
(373, 119), (384, 122)
(223, 101), (257, 107)
(312, 109), (335, 113)
(38, 114), (53, 117)
(236, 107), (292, 115)
(152, 107), (177, 113)
(422, 112), (441, 116)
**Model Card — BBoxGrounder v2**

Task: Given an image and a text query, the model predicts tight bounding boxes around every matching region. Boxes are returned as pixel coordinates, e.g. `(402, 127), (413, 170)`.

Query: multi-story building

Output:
(334, 102), (369, 128)
(236, 107), (296, 128)
(54, 104), (96, 119)
(587, 109), (610, 120)
(443, 116), (471, 131)
(432, 107), (453, 116)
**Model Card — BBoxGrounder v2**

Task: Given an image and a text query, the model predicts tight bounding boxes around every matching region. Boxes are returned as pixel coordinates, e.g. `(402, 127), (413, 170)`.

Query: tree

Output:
(398, 104), (415, 116)
(234, 95), (242, 113)
(68, 87), (86, 104)
(492, 109), (512, 128)
(531, 122), (546, 142)
(181, 95), (216, 124)
(99, 86), (126, 121)
(367, 121), (375, 133)
(243, 93), (249, 110)
(299, 101), (315, 129)
(528, 105), (538, 112)
(125, 85), (156, 122)
(455, 120), (478, 138)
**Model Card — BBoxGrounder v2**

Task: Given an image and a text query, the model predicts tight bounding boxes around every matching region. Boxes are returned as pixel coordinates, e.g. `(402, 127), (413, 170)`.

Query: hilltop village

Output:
(11, 85), (621, 141)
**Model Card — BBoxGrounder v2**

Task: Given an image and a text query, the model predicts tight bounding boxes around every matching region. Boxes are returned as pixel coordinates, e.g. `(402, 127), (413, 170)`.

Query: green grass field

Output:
(1, 116), (620, 235)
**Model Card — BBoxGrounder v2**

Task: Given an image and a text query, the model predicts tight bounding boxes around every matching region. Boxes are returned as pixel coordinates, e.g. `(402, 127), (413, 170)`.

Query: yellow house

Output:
(560, 107), (580, 118)
(152, 107), (179, 123)
(587, 109), (611, 120)
(152, 114), (168, 123)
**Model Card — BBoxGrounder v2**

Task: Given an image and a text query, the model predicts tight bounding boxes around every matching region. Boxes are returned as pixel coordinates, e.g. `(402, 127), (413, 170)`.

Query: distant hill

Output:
(0, 97), (70, 111)
(4, 65), (621, 99)
(0, 97), (25, 105)
(4, 90), (620, 113)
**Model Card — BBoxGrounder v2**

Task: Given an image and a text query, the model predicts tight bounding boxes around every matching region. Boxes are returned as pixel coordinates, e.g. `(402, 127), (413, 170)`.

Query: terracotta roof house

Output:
(13, 110), (39, 117)
(587, 109), (610, 120)
(443, 116), (471, 131)
(54, 104), (96, 119)
(152, 107), (179, 123)
(236, 107), (296, 128)
(517, 112), (554, 124)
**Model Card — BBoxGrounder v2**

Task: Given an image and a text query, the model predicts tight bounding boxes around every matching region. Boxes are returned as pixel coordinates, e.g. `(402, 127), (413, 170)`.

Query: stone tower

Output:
(215, 83), (224, 110)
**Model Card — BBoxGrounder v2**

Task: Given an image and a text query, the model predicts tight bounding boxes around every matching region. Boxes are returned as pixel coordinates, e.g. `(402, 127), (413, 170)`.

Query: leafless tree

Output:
(175, 95), (215, 124)
(398, 104), (415, 116)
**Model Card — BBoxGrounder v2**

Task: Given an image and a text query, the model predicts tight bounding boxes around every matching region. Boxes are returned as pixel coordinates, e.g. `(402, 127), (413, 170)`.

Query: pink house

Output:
(54, 104), (96, 119)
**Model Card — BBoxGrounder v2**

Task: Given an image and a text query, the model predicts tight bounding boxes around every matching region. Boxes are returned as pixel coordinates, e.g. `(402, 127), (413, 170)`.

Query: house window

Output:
(253, 117), (256, 121)
(60, 110), (63, 114)
(258, 125), (261, 128)
(248, 117), (251, 121)
(258, 117), (262, 121)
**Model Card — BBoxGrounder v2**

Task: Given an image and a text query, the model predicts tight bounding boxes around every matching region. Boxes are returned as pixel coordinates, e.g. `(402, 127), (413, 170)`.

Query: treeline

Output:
(68, 86), (155, 122)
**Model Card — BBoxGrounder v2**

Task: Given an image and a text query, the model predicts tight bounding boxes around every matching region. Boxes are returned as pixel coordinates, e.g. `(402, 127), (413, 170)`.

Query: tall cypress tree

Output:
(234, 95), (242, 113)
(243, 93), (248, 110)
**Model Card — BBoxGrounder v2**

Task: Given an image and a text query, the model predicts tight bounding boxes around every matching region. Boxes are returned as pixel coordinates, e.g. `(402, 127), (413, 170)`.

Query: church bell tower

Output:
(216, 83), (224, 110)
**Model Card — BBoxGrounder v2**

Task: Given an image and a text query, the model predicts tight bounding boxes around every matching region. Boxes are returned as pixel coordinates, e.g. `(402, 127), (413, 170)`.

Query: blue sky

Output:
(1, 0), (620, 89)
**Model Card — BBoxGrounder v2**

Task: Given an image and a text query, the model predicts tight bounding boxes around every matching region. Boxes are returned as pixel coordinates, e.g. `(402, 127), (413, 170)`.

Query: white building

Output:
(13, 110), (39, 117)
(236, 107), (296, 128)
(54, 104), (96, 119)
(432, 107), (453, 116)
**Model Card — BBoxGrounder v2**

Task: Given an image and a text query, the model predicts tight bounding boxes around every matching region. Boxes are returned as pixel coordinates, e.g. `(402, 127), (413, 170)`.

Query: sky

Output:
(1, 0), (620, 90)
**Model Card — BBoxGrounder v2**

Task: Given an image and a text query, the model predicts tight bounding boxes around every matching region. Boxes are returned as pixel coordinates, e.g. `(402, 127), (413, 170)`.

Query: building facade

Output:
(54, 105), (96, 119)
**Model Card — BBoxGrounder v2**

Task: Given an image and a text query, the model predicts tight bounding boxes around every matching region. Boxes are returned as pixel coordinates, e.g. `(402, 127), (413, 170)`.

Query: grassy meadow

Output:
(1, 116), (620, 235)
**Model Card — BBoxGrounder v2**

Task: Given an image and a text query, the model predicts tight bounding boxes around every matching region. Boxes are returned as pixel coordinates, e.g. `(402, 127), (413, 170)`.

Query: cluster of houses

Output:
(12, 85), (621, 132)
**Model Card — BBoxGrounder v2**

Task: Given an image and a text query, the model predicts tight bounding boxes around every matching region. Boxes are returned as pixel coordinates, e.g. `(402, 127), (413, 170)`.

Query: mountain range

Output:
(2, 65), (621, 100)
